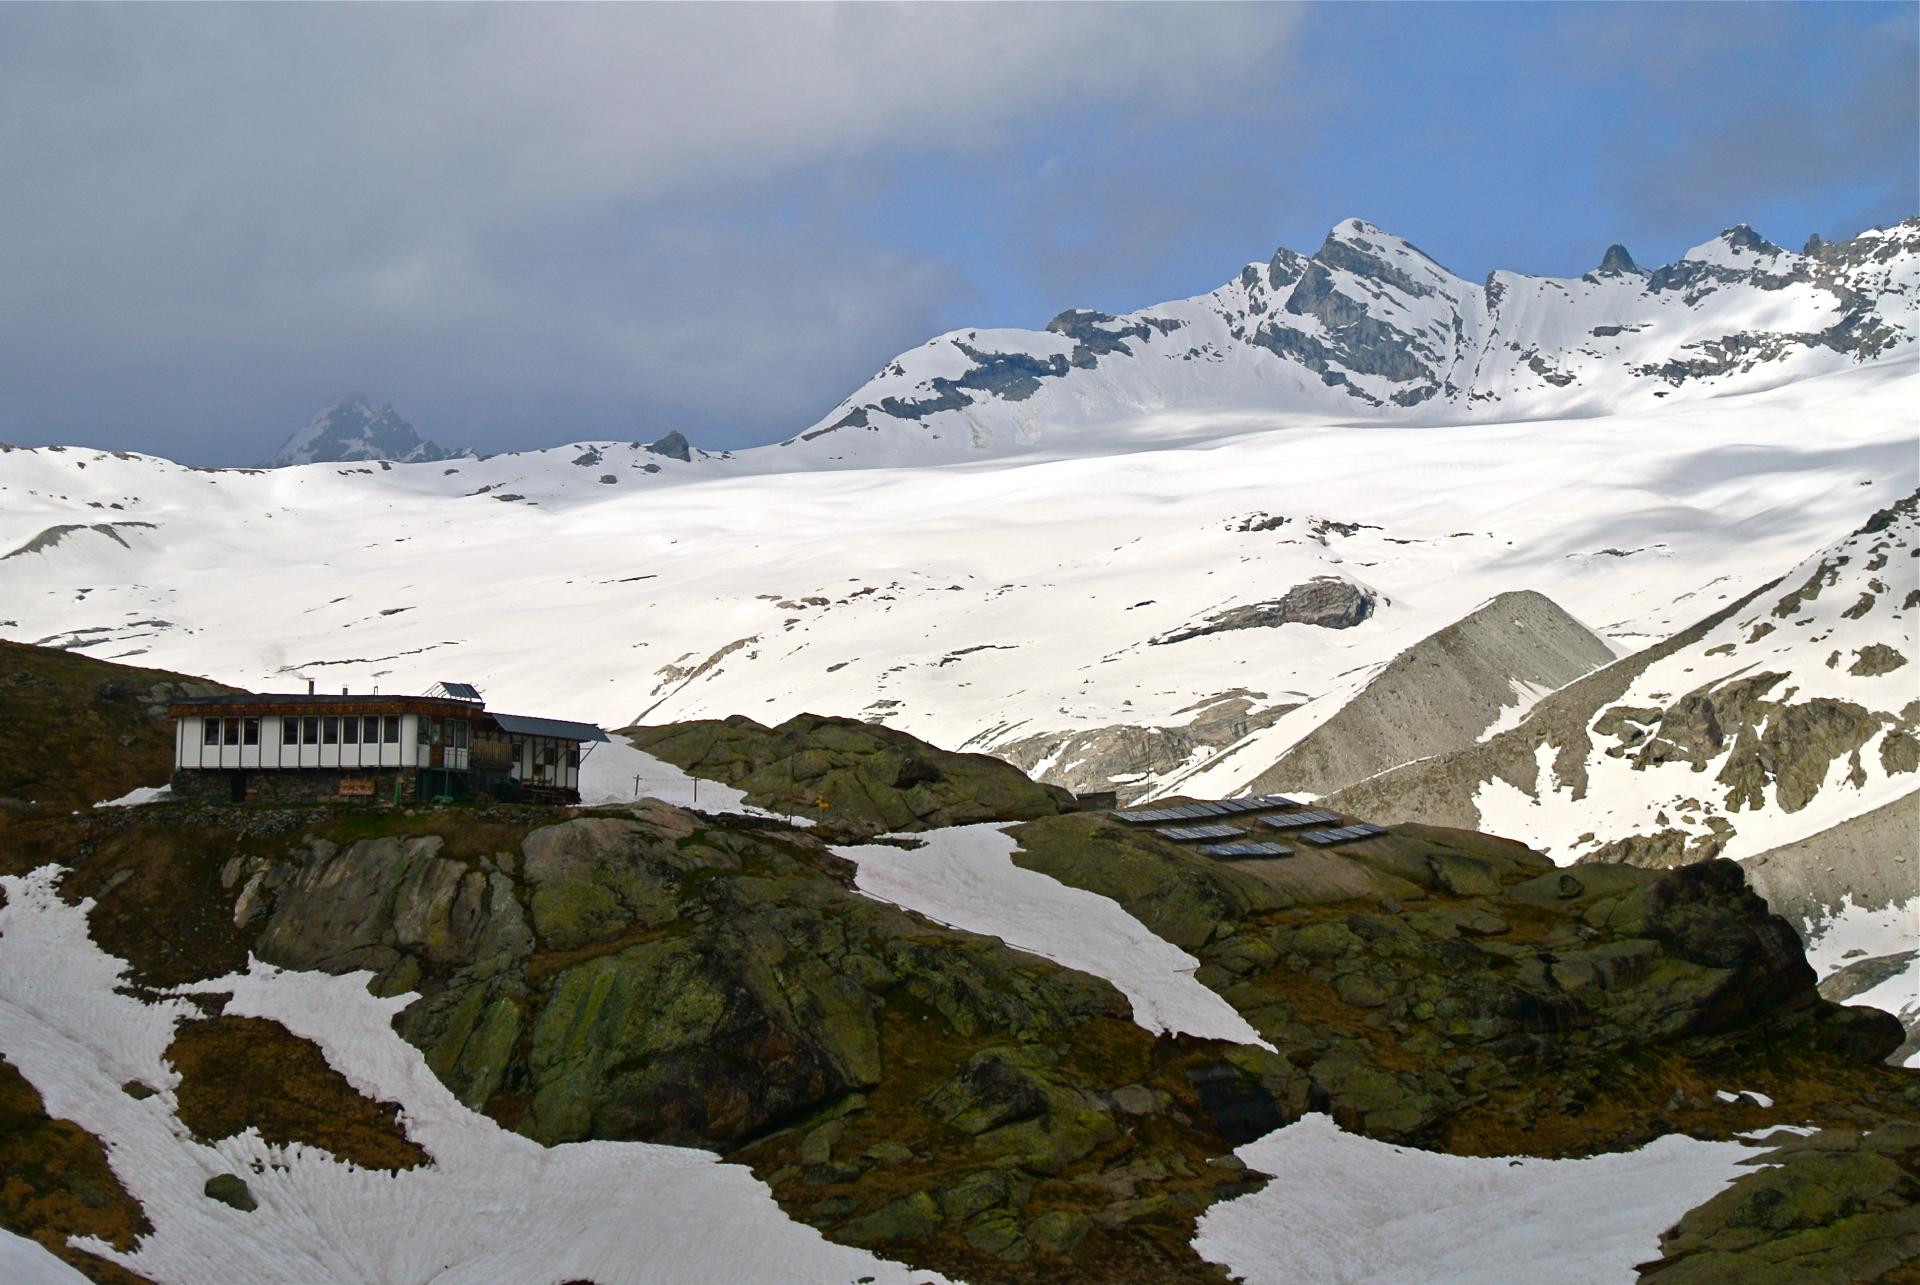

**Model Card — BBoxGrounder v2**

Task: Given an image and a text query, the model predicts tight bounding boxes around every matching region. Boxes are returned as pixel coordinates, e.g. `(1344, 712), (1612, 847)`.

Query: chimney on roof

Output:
(342, 686), (349, 695)
(308, 679), (316, 696)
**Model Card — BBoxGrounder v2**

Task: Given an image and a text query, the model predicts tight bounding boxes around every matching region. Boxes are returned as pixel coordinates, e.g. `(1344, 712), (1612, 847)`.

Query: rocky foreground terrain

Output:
(2, 646), (1916, 1282)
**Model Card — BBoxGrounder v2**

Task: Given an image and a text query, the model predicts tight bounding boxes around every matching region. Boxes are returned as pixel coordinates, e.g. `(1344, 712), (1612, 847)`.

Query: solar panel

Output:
(1156, 824), (1246, 842)
(1212, 798), (1278, 817)
(1244, 794), (1301, 810)
(1260, 809), (1339, 830)
(1298, 824), (1386, 846)
(1113, 808), (1172, 825)
(1198, 841), (1294, 860)
(434, 680), (483, 701)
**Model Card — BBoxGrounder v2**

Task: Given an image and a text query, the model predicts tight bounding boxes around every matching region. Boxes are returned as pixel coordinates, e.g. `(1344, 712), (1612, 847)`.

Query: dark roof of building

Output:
(169, 693), (477, 712)
(487, 711), (609, 742)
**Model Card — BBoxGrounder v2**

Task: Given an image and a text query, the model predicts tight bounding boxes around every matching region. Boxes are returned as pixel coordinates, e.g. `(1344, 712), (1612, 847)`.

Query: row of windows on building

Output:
(200, 710), (474, 752)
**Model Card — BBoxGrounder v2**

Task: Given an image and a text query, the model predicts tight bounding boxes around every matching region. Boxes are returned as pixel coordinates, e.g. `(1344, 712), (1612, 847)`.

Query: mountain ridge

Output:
(777, 214), (1918, 468)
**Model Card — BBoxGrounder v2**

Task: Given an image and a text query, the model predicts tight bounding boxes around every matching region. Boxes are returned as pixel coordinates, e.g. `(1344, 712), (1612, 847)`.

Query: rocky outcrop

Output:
(1241, 590), (1615, 798)
(644, 430), (693, 462)
(1640, 1123), (1920, 1282)
(71, 803), (1259, 1280)
(12, 724), (1919, 1281)
(0, 521), (157, 561)
(1009, 813), (1907, 1152)
(625, 712), (1077, 836)
(1152, 577), (1376, 644)
(1595, 244), (1642, 276)
(988, 689), (1297, 804)
(1743, 791), (1920, 939)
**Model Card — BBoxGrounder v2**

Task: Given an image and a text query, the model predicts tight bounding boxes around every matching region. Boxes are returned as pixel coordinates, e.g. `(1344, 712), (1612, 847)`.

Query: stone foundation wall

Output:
(170, 768), (418, 806)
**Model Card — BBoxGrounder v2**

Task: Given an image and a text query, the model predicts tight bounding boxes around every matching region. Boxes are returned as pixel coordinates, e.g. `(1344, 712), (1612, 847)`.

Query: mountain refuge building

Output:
(167, 681), (608, 805)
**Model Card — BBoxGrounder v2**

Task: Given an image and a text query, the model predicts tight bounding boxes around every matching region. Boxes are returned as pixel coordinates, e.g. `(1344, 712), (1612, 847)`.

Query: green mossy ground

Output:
(1641, 1123), (1920, 1282)
(168, 1016), (428, 1172)
(625, 712), (1079, 837)
(0, 639), (235, 822)
(0, 1056), (152, 1284)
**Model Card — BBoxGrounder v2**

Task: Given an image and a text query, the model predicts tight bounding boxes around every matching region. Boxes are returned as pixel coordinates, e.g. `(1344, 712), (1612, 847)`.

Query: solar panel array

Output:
(1113, 799), (1383, 857)
(1113, 804), (1221, 825)
(1298, 823), (1389, 846)
(1259, 809), (1341, 830)
(1198, 841), (1295, 860)
(1112, 795), (1302, 826)
(1156, 824), (1246, 842)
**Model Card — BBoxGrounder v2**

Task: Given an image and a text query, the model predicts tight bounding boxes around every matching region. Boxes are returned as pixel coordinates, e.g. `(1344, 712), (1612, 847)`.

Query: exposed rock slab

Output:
(1153, 577), (1375, 644)
(1245, 589), (1615, 797)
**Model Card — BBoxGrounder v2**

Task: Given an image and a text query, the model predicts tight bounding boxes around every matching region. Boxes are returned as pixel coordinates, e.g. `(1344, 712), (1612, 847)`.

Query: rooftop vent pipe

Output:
(308, 679), (316, 695)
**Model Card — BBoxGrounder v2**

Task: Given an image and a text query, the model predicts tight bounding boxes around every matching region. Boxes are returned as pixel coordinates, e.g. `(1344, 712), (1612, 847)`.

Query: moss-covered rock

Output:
(202, 1173), (256, 1212)
(624, 713), (1078, 837)
(0, 1056), (152, 1284)
(1006, 811), (1911, 1161)
(1640, 1123), (1920, 1282)
(8, 711), (1918, 1285)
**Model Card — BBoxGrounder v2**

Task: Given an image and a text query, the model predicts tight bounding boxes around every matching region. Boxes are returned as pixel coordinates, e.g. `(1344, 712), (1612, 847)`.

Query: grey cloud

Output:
(1555, 6), (1918, 240)
(0, 3), (1302, 462)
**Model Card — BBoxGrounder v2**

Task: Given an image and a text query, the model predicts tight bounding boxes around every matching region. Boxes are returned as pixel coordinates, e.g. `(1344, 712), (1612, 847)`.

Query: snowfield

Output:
(1, 361), (1912, 809)
(832, 823), (1271, 1048)
(0, 868), (947, 1285)
(1193, 1113), (1767, 1285)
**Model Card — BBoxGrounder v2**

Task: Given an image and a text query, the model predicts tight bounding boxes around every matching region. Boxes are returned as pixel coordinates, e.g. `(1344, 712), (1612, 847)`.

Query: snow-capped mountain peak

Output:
(781, 214), (1918, 468)
(1594, 244), (1643, 276)
(268, 396), (465, 467)
(1680, 223), (1791, 268)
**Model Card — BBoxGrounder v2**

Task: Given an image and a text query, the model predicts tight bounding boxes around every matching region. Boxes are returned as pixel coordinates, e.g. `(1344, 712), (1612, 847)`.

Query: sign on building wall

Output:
(337, 778), (377, 797)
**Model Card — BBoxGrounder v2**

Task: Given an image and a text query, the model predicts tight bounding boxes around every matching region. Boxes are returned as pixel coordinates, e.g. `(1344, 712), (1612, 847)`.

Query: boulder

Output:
(624, 713), (1076, 837)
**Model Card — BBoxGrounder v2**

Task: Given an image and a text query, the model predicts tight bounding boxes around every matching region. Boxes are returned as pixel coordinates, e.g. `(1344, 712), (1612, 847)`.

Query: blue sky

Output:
(0, 1), (1912, 463)
(880, 1), (1917, 326)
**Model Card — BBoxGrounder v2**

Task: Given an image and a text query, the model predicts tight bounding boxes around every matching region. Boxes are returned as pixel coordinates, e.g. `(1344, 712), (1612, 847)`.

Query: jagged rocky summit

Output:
(267, 395), (465, 467)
